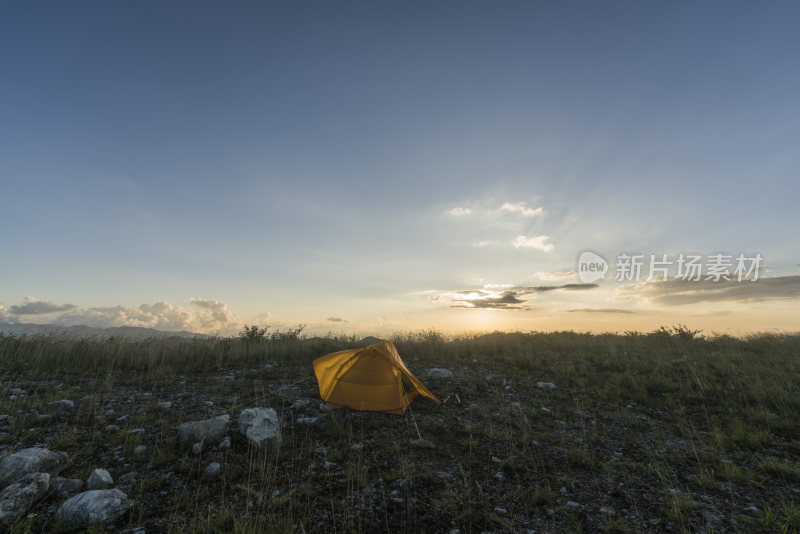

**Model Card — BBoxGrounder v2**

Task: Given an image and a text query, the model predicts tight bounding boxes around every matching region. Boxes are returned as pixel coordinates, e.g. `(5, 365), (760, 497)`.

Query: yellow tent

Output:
(312, 340), (440, 414)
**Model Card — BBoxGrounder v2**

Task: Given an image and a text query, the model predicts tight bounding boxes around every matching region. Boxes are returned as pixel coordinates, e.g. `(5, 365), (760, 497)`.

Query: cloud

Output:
(327, 317), (348, 322)
(616, 275), (800, 306)
(9, 297), (77, 315)
(497, 202), (543, 218)
(47, 299), (241, 334)
(445, 207), (472, 217)
(513, 235), (553, 252)
(188, 298), (237, 328)
(536, 271), (575, 281)
(445, 200), (544, 219)
(565, 308), (635, 314)
(431, 282), (598, 310)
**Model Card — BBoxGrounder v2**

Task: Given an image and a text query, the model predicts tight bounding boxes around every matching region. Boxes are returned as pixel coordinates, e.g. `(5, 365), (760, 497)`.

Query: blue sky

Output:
(2, 1), (799, 334)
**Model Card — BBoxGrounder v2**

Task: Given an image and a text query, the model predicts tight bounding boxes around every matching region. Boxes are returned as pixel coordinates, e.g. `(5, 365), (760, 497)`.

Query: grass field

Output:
(1, 327), (799, 533)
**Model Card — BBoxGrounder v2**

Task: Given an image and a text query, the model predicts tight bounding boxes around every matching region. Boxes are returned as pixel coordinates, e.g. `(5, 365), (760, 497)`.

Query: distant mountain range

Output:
(0, 322), (207, 340)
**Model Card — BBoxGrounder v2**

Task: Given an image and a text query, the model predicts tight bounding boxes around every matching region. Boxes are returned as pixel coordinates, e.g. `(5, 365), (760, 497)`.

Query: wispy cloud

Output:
(616, 275), (800, 306)
(431, 283), (598, 310)
(513, 235), (554, 252)
(445, 207), (472, 217)
(444, 200), (544, 219)
(565, 308), (635, 314)
(496, 202), (543, 218)
(536, 271), (575, 281)
(9, 297), (77, 315)
(327, 316), (348, 322)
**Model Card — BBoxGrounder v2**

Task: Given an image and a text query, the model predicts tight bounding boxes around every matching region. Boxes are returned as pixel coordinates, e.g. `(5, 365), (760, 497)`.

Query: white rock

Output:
(0, 472), (50, 523)
(536, 382), (557, 390)
(238, 408), (281, 447)
(219, 437), (231, 450)
(179, 415), (230, 445)
(58, 489), (131, 527)
(87, 468), (113, 490)
(297, 417), (318, 426)
(133, 446), (147, 456)
(48, 399), (75, 411)
(289, 399), (309, 410)
(204, 462), (221, 477)
(427, 368), (453, 380)
(0, 448), (67, 485)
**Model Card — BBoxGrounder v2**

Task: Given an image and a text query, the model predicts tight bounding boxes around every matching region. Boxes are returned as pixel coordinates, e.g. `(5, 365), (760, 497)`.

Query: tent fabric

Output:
(313, 340), (440, 414)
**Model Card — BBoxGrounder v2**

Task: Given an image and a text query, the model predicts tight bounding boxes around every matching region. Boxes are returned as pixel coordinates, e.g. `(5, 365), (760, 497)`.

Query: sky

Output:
(2, 1), (799, 336)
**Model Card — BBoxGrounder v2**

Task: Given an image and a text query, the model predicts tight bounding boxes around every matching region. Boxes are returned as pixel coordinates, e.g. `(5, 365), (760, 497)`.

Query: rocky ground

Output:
(1, 334), (799, 533)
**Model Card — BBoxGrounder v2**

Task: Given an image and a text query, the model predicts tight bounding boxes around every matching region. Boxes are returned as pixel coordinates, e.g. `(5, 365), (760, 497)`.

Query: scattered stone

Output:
(222, 375), (236, 381)
(50, 477), (84, 497)
(671, 358), (685, 364)
(118, 472), (135, 486)
(219, 437), (231, 450)
(411, 438), (435, 449)
(0, 472), (50, 523)
(536, 382), (557, 390)
(129, 428), (145, 435)
(567, 501), (582, 509)
(510, 401), (522, 411)
(120, 527), (146, 534)
(493, 471), (506, 482)
(491, 456), (502, 464)
(351, 443), (364, 453)
(0, 447), (67, 485)
(599, 505), (616, 516)
(179, 415), (230, 446)
(192, 443), (203, 456)
(134, 446), (147, 457)
(493, 507), (508, 515)
(58, 489), (131, 528)
(204, 462), (221, 477)
(427, 368), (453, 380)
(319, 402), (332, 413)
(116, 415), (129, 423)
(322, 461), (337, 470)
(390, 478), (412, 489)
(87, 468), (113, 490)
(768, 413), (779, 420)
(560, 487), (567, 495)
(238, 408), (281, 447)
(105, 408), (116, 416)
(289, 399), (309, 410)
(48, 399), (75, 411)
(158, 401), (172, 410)
(297, 417), (319, 426)
(9, 388), (26, 396)
(702, 511), (722, 530)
